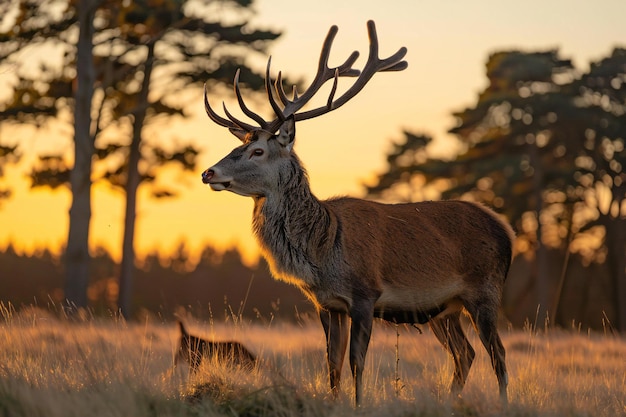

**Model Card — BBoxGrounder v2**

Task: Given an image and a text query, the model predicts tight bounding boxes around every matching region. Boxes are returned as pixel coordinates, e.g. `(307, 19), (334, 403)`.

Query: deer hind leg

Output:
(320, 309), (349, 399)
(429, 312), (475, 396)
(464, 300), (508, 404)
(349, 301), (375, 407)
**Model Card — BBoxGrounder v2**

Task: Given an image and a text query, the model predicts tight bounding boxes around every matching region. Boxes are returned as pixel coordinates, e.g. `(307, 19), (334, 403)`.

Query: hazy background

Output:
(0, 0), (624, 326)
(2, 0), (623, 264)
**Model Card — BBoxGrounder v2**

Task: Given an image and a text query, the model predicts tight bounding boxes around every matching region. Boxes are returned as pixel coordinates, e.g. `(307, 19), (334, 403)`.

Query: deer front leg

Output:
(349, 300), (376, 407)
(320, 309), (349, 399)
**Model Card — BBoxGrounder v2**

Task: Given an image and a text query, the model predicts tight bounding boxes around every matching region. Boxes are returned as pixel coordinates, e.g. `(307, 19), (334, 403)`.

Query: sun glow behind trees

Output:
(1, 0), (625, 267)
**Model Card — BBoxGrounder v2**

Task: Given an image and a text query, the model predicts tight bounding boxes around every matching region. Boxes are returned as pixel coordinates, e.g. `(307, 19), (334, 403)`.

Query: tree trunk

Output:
(605, 216), (626, 332)
(552, 205), (574, 326)
(64, 0), (98, 313)
(117, 42), (155, 318)
(529, 143), (550, 326)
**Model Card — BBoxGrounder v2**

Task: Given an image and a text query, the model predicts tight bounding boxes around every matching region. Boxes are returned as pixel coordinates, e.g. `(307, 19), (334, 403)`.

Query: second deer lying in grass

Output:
(174, 320), (256, 373)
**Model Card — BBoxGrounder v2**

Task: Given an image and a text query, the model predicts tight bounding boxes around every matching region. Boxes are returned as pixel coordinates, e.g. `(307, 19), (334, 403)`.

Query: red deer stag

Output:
(201, 21), (513, 406)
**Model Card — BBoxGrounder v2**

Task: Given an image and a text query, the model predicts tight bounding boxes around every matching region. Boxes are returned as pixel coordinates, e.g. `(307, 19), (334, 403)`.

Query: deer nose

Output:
(201, 169), (214, 184)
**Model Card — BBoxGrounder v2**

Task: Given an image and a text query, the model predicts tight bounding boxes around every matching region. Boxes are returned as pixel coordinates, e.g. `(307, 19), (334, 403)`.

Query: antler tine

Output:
(233, 69), (270, 128)
(274, 71), (290, 107)
(265, 57), (286, 126)
(365, 21), (408, 73)
(326, 69), (339, 110)
(365, 21), (408, 72)
(315, 27), (360, 78)
(215, 71), (262, 133)
(334, 21), (407, 106)
(204, 83), (239, 129)
(222, 102), (259, 133)
(336, 51), (361, 77)
(316, 25), (339, 75)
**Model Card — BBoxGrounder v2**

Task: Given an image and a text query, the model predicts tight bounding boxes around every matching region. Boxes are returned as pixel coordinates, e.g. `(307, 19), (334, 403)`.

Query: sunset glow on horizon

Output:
(1, 0), (624, 267)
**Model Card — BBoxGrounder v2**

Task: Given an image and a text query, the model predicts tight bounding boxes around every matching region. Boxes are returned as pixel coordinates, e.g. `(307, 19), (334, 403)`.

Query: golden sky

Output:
(1, 0), (625, 266)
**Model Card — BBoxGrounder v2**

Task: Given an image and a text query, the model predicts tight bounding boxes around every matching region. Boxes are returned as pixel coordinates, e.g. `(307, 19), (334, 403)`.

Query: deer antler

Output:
(290, 21), (407, 122)
(204, 20), (408, 141)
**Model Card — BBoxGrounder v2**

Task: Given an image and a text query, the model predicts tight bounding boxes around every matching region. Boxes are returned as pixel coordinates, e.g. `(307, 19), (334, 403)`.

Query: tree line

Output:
(0, 242), (617, 330)
(0, 242), (311, 322)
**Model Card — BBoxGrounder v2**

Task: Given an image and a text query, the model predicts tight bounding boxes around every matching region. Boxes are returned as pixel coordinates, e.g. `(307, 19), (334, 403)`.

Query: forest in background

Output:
(0, 1), (624, 331)
(0, 243), (311, 323)
(0, 241), (617, 331)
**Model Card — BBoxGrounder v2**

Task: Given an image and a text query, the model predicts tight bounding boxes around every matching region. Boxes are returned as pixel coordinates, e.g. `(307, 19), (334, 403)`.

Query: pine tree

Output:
(0, 0), (283, 316)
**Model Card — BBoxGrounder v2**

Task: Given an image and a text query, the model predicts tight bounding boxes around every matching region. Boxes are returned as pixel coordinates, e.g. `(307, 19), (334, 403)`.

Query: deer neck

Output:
(252, 158), (336, 287)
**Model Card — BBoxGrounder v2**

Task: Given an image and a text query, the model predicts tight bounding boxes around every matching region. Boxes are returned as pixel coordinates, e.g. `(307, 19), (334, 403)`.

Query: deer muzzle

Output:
(202, 168), (232, 191)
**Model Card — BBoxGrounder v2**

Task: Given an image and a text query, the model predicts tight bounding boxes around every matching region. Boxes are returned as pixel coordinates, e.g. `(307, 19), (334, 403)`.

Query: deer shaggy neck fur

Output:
(252, 150), (346, 307)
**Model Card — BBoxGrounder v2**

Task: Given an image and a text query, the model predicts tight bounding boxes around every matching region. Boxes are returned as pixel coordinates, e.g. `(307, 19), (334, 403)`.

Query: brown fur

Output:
(175, 320), (256, 372)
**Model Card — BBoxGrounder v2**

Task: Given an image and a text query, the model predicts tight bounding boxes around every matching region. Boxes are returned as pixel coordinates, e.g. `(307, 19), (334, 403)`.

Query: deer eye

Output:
(251, 148), (264, 157)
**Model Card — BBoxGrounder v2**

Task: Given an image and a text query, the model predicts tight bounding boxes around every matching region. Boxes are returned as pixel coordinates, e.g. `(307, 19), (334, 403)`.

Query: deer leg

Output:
(320, 309), (349, 399)
(349, 301), (375, 407)
(429, 312), (475, 396)
(465, 301), (508, 404)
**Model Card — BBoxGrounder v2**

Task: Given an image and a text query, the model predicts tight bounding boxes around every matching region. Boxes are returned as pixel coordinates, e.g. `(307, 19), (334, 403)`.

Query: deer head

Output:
(201, 21), (407, 196)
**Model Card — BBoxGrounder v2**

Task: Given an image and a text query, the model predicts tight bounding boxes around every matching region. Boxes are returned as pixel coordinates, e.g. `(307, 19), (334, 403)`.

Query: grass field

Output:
(1, 306), (624, 417)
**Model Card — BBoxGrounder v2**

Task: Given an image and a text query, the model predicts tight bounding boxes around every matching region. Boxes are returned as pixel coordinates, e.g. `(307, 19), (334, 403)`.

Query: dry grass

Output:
(1, 307), (624, 417)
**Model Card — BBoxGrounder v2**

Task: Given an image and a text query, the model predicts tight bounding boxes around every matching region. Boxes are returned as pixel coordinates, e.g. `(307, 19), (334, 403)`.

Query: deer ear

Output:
(276, 117), (296, 150)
